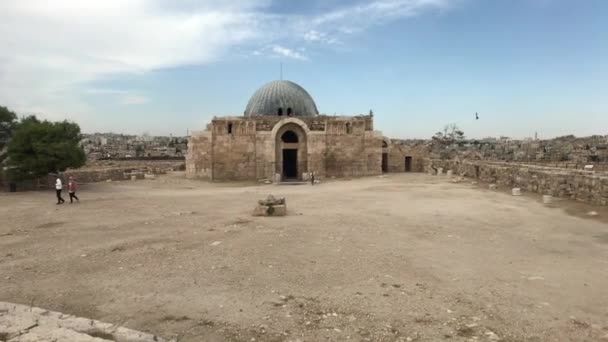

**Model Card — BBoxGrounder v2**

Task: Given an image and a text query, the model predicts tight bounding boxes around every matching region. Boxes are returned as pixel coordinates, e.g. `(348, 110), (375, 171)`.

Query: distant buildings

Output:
(80, 133), (187, 160)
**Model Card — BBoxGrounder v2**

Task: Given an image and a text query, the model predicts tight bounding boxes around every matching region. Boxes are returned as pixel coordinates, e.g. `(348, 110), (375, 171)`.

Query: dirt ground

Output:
(1, 173), (608, 342)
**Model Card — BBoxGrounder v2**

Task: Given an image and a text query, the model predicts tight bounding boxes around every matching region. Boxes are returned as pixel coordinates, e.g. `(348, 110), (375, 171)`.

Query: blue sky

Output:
(0, 0), (606, 139)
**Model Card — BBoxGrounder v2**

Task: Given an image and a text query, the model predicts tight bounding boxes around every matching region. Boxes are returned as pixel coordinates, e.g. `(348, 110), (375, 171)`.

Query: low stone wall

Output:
(64, 168), (130, 183)
(431, 159), (608, 206)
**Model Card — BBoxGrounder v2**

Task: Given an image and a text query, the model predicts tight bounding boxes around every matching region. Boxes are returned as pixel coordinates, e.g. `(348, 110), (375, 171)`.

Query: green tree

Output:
(0, 106), (17, 150)
(135, 144), (144, 157)
(6, 116), (86, 181)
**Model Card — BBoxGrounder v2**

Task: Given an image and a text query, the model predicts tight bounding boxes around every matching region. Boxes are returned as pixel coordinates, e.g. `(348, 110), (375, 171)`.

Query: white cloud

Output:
(310, 0), (452, 33)
(0, 0), (260, 119)
(304, 30), (324, 42)
(0, 0), (455, 126)
(303, 30), (340, 45)
(121, 95), (150, 105)
(272, 45), (309, 61)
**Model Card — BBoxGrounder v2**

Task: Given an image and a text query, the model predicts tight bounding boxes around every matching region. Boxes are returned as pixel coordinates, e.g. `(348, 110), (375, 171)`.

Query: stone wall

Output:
(186, 131), (212, 179)
(325, 130), (382, 178)
(212, 120), (257, 181)
(433, 135), (608, 166)
(432, 159), (608, 206)
(387, 139), (430, 173)
(64, 168), (131, 183)
(186, 115), (382, 181)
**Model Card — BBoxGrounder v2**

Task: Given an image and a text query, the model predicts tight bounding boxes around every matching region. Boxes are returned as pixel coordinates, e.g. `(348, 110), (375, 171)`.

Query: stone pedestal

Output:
(253, 195), (287, 217)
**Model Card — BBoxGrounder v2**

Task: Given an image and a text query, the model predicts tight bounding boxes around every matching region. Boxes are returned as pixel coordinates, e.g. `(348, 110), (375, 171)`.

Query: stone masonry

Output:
(187, 115), (384, 181)
(0, 301), (174, 342)
(432, 159), (608, 206)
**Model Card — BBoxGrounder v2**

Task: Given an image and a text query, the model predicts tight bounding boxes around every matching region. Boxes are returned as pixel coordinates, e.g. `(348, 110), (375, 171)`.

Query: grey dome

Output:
(244, 80), (319, 117)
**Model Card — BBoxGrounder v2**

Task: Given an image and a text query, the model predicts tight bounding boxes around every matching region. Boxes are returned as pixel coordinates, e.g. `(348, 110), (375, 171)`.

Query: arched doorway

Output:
(275, 123), (307, 181)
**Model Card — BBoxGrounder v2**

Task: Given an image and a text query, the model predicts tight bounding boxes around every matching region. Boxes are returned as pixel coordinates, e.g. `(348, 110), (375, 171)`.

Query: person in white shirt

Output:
(55, 176), (65, 204)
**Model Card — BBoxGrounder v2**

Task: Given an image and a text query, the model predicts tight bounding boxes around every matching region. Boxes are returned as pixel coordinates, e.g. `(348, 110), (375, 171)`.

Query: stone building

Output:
(382, 139), (431, 173)
(186, 80), (420, 181)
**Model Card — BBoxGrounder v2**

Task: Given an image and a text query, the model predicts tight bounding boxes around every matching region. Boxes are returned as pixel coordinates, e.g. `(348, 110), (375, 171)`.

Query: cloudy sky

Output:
(0, 0), (606, 139)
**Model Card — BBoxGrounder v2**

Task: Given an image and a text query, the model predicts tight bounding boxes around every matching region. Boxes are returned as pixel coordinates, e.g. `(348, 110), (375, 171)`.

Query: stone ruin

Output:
(0, 301), (174, 342)
(253, 195), (287, 217)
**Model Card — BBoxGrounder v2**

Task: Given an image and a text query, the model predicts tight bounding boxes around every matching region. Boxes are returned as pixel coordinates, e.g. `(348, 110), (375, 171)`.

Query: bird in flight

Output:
(475, 112), (479, 120)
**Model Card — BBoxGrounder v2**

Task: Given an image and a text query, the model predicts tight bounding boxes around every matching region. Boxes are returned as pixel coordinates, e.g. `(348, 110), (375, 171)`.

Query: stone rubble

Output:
(432, 159), (608, 206)
(0, 301), (175, 342)
(253, 195), (287, 217)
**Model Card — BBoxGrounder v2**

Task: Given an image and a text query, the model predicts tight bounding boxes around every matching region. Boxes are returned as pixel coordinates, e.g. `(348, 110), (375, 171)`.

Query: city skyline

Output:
(1, 0), (606, 139)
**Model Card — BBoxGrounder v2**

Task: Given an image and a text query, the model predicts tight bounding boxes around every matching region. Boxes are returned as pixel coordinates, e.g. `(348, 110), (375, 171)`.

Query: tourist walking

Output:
(68, 176), (79, 203)
(310, 171), (315, 186)
(55, 176), (65, 204)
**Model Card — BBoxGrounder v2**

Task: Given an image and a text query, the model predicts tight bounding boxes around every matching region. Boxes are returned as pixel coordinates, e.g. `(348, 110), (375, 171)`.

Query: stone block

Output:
(446, 170), (453, 177)
(0, 301), (174, 342)
(489, 184), (497, 190)
(512, 188), (522, 196)
(253, 204), (287, 217)
(253, 195), (287, 216)
(542, 195), (553, 204)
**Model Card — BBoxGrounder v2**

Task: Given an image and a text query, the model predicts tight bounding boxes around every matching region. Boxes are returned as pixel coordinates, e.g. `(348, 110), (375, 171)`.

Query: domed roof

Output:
(244, 80), (319, 117)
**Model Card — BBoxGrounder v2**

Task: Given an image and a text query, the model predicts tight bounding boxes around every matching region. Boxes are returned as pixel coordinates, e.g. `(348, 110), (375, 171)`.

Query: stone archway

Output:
(275, 122), (308, 181)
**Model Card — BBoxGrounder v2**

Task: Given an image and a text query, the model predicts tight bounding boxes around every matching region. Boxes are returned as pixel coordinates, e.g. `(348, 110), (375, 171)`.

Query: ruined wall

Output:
(387, 139), (430, 173)
(63, 168), (132, 183)
(307, 132), (327, 178)
(434, 135), (608, 166)
(254, 132), (274, 180)
(186, 130), (212, 179)
(433, 159), (608, 206)
(211, 119), (257, 181)
(365, 132), (383, 176)
(324, 119), (381, 178)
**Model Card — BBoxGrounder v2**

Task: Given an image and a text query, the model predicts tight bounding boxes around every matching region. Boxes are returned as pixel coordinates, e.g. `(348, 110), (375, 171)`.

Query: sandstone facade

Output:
(187, 115), (388, 181)
(383, 138), (430, 173)
(185, 79), (425, 182)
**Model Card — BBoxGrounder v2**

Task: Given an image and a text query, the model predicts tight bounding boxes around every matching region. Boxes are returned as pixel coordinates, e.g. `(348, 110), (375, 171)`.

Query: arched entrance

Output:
(275, 123), (307, 181)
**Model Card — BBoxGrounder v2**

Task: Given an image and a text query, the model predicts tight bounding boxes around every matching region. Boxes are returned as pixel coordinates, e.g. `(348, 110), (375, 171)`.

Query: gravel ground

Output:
(1, 173), (607, 342)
